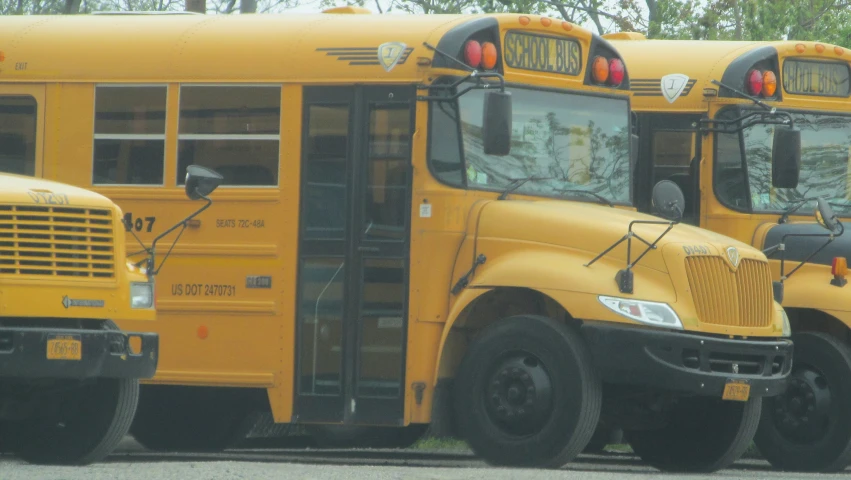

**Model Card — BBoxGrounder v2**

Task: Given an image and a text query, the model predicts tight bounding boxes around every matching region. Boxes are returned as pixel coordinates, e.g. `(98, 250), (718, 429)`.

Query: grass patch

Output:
(604, 443), (633, 454)
(742, 442), (762, 459)
(411, 437), (469, 451)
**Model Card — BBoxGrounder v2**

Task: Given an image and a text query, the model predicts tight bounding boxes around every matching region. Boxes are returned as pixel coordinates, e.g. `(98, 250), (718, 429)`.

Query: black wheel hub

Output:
(772, 366), (832, 443)
(484, 353), (553, 436)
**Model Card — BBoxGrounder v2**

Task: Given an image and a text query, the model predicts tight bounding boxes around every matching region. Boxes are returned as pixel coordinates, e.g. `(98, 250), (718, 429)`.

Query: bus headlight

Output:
(130, 282), (154, 309)
(599, 296), (683, 329)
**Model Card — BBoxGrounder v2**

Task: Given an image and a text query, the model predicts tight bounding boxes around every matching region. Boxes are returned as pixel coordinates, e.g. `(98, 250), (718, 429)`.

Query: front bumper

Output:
(0, 327), (158, 379)
(580, 321), (793, 397)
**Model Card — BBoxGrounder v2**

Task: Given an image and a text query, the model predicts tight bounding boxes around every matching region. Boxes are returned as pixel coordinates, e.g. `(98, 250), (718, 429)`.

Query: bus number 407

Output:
(123, 213), (156, 233)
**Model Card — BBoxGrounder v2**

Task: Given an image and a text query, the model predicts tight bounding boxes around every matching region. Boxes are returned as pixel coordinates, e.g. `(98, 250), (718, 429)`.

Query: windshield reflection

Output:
(716, 108), (851, 216)
(429, 83), (632, 205)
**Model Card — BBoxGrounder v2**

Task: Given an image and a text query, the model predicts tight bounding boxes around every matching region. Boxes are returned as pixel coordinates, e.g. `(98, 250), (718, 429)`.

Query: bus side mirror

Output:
(651, 179), (685, 222)
(771, 126), (801, 188)
(184, 165), (223, 200)
(482, 90), (512, 156)
(816, 197), (841, 233)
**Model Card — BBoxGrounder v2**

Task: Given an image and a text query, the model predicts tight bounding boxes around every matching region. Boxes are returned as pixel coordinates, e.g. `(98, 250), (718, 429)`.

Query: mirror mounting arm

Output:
(417, 43), (505, 102)
(585, 219), (677, 294)
(697, 79), (794, 135)
(768, 227), (842, 283)
(698, 111), (794, 135)
(147, 193), (214, 279)
(711, 79), (774, 112)
(416, 70), (506, 102)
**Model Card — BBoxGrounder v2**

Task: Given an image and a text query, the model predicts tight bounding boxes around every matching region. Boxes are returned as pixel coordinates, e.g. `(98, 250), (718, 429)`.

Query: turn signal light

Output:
(763, 70), (777, 96)
(832, 257), (848, 287)
(745, 68), (779, 98)
(591, 56), (609, 84)
(481, 42), (498, 70)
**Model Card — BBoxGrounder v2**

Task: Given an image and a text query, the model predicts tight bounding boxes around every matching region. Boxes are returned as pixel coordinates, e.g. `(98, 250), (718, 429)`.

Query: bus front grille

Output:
(0, 205), (115, 279)
(684, 256), (772, 328)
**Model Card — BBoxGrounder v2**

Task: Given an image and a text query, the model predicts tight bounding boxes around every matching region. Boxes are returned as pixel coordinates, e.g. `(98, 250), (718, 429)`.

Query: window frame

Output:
(176, 83), (282, 189)
(0, 94), (39, 178)
(91, 83), (168, 187)
(425, 77), (635, 207)
(711, 104), (851, 217)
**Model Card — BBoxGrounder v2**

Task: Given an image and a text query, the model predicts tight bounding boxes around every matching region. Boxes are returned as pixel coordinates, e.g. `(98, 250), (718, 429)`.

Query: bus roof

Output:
(0, 12), (601, 84)
(605, 35), (851, 111)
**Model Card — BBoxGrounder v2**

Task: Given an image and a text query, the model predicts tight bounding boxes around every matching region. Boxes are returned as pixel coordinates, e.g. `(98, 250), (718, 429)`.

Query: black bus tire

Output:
(453, 314), (601, 468)
(0, 421), (11, 453)
(754, 331), (851, 472)
(627, 395), (761, 472)
(130, 385), (255, 452)
(13, 377), (139, 465)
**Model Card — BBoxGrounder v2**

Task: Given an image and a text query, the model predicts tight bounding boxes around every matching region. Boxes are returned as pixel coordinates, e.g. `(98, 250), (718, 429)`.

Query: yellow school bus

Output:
(0, 175), (159, 465)
(0, 10), (795, 471)
(606, 33), (851, 472)
(0, 165), (220, 464)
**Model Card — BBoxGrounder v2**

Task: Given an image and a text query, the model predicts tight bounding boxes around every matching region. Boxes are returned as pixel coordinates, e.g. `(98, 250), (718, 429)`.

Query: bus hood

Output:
(474, 199), (760, 273)
(0, 173), (116, 209)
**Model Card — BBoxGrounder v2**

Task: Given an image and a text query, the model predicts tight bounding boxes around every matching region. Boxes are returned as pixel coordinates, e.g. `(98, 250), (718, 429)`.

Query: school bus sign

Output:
(782, 59), (851, 97)
(504, 31), (582, 76)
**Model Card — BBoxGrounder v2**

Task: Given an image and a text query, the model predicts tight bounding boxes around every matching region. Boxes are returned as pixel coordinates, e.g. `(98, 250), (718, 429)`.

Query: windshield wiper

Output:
(699, 79), (794, 134)
(497, 176), (556, 200)
(555, 189), (615, 207)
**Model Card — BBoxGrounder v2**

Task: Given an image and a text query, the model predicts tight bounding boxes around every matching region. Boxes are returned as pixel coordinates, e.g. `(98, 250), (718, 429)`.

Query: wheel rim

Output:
(484, 352), (553, 436)
(772, 365), (832, 443)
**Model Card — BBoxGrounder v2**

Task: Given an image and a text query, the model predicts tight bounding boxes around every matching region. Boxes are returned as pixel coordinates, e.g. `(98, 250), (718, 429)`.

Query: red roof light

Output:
(608, 59), (625, 86)
(464, 40), (482, 68)
(746, 69), (763, 96)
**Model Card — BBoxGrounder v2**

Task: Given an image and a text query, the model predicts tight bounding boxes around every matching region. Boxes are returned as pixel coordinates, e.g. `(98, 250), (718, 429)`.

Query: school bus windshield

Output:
(715, 107), (851, 216)
(429, 83), (632, 205)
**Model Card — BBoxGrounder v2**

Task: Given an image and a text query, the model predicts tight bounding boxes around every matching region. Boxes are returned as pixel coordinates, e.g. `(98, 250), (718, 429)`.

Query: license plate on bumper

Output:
(722, 380), (750, 401)
(46, 334), (82, 360)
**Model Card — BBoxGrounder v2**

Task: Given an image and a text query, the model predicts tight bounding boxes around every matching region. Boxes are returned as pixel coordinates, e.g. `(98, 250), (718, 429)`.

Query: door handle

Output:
(358, 246), (380, 253)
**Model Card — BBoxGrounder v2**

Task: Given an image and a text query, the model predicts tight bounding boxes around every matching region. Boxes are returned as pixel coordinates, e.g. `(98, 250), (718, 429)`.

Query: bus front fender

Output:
(433, 249), (677, 385)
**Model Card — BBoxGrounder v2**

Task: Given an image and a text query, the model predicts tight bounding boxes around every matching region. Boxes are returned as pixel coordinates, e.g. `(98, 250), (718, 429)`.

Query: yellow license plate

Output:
(722, 381), (750, 401)
(47, 335), (82, 361)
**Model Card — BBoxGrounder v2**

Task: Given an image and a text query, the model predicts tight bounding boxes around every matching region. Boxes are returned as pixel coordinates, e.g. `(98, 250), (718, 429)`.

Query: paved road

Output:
(2, 438), (849, 480)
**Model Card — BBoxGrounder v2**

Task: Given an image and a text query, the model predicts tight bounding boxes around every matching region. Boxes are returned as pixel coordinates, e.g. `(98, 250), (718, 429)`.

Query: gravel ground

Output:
(2, 438), (850, 480)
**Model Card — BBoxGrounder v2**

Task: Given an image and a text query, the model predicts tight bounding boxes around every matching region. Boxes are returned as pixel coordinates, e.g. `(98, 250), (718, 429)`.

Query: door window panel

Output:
(356, 258), (405, 398)
(298, 258), (346, 396)
(304, 105), (349, 241)
(364, 106), (409, 242)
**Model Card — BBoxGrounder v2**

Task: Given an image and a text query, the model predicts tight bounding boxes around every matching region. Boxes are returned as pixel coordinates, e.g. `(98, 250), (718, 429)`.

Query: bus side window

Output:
(176, 85), (281, 187)
(93, 85), (166, 185)
(428, 101), (464, 186)
(715, 131), (750, 210)
(0, 96), (37, 177)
